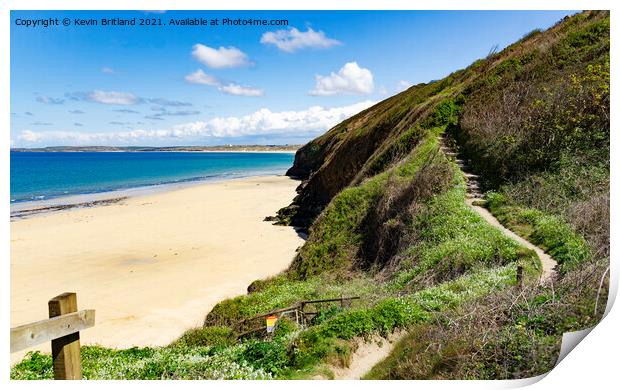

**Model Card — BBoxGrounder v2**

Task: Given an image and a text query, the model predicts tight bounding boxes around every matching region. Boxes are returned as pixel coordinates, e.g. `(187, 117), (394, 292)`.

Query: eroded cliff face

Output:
(281, 85), (451, 227)
(281, 11), (609, 231)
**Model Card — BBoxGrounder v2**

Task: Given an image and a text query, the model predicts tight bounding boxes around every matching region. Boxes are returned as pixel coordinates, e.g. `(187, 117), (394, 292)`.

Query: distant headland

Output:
(10, 144), (301, 153)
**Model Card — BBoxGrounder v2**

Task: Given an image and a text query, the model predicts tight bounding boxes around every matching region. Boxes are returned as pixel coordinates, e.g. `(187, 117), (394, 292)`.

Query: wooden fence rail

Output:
(10, 292), (95, 380)
(236, 296), (360, 338)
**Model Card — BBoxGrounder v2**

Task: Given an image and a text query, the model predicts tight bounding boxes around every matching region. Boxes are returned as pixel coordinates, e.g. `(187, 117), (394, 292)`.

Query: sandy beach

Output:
(10, 175), (304, 363)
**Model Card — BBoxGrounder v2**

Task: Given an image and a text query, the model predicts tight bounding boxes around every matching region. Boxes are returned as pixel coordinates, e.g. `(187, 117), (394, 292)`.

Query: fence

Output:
(235, 296), (360, 338)
(10, 292), (95, 380)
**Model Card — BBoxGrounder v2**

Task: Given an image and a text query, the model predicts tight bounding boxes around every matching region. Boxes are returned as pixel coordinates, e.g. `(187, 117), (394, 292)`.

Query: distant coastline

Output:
(10, 144), (301, 153)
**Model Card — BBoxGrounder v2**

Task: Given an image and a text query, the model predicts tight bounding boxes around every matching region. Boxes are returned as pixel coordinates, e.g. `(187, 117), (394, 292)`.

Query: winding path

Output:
(439, 137), (558, 282)
(329, 139), (559, 380)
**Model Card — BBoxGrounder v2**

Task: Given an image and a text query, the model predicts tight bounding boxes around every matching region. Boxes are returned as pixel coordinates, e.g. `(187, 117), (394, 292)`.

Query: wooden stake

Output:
(516, 266), (524, 289)
(48, 293), (82, 380)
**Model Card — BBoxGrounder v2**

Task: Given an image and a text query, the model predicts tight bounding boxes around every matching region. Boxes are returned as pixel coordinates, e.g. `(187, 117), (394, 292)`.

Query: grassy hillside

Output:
(12, 11), (609, 380)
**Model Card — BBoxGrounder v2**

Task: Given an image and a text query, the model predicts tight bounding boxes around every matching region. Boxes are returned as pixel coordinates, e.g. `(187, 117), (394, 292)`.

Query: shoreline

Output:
(11, 174), (304, 363)
(11, 149), (298, 154)
(11, 171), (293, 218)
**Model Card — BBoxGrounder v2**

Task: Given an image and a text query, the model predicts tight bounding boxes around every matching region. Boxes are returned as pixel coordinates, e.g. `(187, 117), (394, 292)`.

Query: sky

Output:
(10, 10), (576, 147)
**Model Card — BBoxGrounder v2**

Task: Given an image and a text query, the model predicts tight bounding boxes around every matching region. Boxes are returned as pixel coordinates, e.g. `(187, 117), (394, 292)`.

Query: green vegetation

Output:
(364, 254), (608, 380)
(13, 127), (540, 380)
(12, 265), (518, 380)
(366, 11), (609, 379)
(389, 181), (540, 292)
(289, 266), (516, 372)
(485, 192), (590, 272)
(292, 126), (441, 278)
(172, 326), (237, 349)
(13, 11), (609, 380)
(12, 346), (273, 380)
(205, 275), (381, 327)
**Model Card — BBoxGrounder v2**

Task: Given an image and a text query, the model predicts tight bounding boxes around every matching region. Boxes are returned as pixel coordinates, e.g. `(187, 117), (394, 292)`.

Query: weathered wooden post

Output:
(48, 292), (82, 380)
(516, 265), (523, 289)
(300, 302), (306, 326)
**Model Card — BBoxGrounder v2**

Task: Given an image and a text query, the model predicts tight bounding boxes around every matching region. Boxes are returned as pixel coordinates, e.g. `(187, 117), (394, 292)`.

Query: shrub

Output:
(174, 326), (236, 348)
(10, 352), (53, 380)
(240, 339), (290, 375)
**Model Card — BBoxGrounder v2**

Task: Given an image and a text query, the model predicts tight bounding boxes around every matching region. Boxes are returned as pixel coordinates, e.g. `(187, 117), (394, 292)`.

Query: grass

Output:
(364, 255), (608, 380)
(12, 345), (273, 380)
(388, 169), (540, 291)
(291, 126), (442, 279)
(365, 12), (608, 379)
(484, 192), (591, 272)
(287, 265), (517, 375)
(204, 274), (383, 327)
(11, 263), (521, 380)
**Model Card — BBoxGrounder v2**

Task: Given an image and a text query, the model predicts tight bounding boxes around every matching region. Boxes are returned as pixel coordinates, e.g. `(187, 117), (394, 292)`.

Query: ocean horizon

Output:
(10, 151), (295, 204)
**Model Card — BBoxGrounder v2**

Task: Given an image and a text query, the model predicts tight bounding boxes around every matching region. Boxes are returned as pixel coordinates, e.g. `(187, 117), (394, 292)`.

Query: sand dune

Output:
(10, 175), (304, 363)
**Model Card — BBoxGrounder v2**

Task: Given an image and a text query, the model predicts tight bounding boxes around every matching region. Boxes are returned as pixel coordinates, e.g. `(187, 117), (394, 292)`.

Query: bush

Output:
(10, 352), (53, 380)
(174, 326), (236, 349)
(240, 339), (290, 375)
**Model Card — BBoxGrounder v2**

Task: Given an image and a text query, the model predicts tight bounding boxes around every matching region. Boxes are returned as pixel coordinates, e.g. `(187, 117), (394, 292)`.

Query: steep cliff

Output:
(282, 11), (609, 246)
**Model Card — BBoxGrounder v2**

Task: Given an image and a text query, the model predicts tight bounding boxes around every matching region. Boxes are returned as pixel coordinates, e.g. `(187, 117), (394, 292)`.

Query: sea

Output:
(10, 151), (295, 204)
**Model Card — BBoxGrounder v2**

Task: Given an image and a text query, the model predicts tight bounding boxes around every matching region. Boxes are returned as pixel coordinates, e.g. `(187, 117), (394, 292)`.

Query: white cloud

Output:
(88, 90), (139, 105)
(184, 69), (220, 86)
(191, 44), (252, 69)
(36, 96), (64, 105)
(67, 91), (190, 107)
(101, 67), (115, 74)
(310, 62), (374, 96)
(20, 130), (44, 142)
(17, 101), (375, 145)
(185, 69), (263, 97)
(218, 83), (264, 97)
(396, 80), (413, 92)
(260, 27), (341, 53)
(145, 97), (192, 107)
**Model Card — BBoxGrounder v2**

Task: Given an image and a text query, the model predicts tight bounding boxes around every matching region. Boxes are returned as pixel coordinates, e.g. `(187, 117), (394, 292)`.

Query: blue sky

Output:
(10, 10), (575, 147)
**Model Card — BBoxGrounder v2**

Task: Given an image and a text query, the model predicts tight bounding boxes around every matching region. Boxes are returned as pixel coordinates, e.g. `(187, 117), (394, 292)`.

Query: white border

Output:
(1, 1), (617, 389)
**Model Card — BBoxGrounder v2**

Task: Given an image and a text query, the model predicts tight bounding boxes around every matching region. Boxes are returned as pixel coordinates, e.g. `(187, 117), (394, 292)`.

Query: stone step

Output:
(467, 192), (484, 199)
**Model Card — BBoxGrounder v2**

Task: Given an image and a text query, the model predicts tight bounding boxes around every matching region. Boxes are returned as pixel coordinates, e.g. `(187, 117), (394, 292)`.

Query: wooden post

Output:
(516, 266), (523, 289)
(48, 293), (82, 380)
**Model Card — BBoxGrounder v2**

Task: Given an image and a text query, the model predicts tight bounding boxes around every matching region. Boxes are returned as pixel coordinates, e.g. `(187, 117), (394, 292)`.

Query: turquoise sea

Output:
(10, 151), (294, 203)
